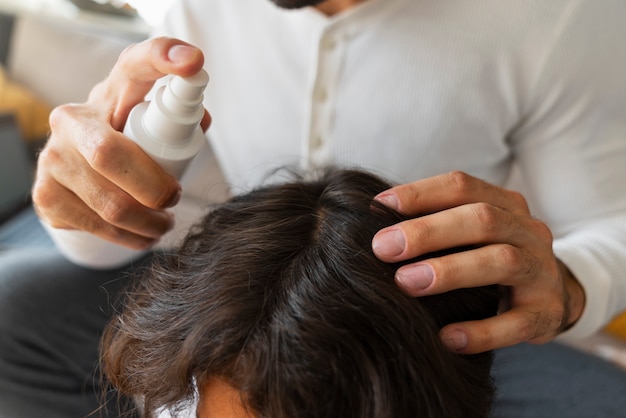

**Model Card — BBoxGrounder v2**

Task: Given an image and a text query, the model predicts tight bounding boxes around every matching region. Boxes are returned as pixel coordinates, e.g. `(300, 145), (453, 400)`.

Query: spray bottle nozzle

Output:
(142, 69), (209, 145)
(168, 70), (210, 102)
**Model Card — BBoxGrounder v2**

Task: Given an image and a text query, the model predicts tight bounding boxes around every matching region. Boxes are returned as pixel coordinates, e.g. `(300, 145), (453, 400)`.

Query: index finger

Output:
(92, 37), (205, 130)
(374, 171), (529, 216)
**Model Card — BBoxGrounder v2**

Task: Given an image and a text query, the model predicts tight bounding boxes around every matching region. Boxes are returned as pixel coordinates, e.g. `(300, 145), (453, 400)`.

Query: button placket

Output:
(305, 29), (345, 168)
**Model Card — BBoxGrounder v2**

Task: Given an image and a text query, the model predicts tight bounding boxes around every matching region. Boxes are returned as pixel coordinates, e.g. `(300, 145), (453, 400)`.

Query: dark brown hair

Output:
(101, 168), (498, 418)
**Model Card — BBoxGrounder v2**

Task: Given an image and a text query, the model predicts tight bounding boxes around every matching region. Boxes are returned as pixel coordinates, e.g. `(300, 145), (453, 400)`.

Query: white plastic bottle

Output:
(44, 70), (209, 269)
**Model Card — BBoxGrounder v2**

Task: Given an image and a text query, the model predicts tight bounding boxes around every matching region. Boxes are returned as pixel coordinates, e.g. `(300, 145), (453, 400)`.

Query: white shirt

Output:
(155, 0), (626, 339)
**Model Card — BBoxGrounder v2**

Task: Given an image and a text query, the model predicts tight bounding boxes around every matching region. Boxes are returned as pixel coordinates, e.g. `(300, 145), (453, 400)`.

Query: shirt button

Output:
(314, 86), (327, 102)
(323, 37), (336, 51)
(311, 135), (323, 150)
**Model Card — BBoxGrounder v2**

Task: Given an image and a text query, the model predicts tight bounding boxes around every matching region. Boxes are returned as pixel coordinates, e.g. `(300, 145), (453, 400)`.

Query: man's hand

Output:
(371, 171), (586, 354)
(33, 37), (211, 249)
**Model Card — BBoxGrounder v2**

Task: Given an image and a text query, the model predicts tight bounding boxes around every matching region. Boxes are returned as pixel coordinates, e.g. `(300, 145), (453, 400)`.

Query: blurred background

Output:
(0, 0), (161, 152)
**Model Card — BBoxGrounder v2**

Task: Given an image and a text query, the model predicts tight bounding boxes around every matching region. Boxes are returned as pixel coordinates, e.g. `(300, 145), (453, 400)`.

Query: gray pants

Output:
(2, 247), (626, 418)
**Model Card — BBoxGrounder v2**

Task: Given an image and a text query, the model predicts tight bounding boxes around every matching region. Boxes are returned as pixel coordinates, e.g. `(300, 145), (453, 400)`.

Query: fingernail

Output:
(167, 45), (199, 63)
(166, 211), (176, 231)
(372, 229), (406, 258)
(166, 187), (182, 208)
(396, 264), (434, 293)
(441, 329), (468, 352)
(374, 193), (399, 210)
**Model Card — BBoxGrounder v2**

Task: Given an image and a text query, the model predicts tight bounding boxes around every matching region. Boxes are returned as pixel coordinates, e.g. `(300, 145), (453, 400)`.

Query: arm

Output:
(507, 0), (626, 340)
(372, 0), (626, 353)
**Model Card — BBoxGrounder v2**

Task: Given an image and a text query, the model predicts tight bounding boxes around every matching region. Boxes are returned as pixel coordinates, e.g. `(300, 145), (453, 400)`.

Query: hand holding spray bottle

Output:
(45, 70), (209, 269)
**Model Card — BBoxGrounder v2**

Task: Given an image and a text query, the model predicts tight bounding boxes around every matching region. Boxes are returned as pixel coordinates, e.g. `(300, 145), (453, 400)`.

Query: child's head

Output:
(102, 168), (498, 418)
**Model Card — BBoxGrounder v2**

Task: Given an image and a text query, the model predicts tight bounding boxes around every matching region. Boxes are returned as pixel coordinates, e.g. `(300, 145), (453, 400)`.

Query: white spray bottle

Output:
(44, 70), (209, 269)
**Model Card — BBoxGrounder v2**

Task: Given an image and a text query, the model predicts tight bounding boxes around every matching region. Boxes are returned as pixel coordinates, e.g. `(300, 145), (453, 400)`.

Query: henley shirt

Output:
(154, 0), (626, 340)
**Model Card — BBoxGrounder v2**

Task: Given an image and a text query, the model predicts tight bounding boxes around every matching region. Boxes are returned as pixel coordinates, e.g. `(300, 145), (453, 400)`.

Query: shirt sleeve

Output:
(509, 0), (626, 339)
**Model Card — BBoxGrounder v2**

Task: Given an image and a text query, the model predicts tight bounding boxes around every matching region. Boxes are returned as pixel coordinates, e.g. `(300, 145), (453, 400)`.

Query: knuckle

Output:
(152, 183), (180, 209)
(31, 178), (57, 215)
(31, 178), (73, 230)
(392, 185), (420, 213)
(99, 193), (133, 225)
(471, 202), (501, 236)
(530, 218), (553, 242)
(496, 245), (529, 275)
(49, 103), (77, 129)
(473, 201), (498, 222)
(447, 170), (476, 197)
(516, 315), (538, 342)
(49, 103), (71, 121)
(406, 218), (434, 245)
(508, 190), (530, 211)
(502, 245), (539, 281)
(36, 144), (58, 167)
(86, 135), (123, 173)
(495, 243), (519, 265)
(522, 308), (562, 343)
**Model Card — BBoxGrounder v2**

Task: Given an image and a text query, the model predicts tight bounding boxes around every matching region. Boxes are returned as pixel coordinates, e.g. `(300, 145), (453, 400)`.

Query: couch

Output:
(0, 7), (146, 151)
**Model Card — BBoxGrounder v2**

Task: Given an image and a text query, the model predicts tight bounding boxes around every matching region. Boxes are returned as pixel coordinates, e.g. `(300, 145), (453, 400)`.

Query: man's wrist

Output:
(559, 259), (586, 331)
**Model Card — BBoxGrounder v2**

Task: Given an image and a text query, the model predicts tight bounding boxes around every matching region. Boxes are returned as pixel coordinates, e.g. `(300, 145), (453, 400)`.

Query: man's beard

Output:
(269, 0), (326, 9)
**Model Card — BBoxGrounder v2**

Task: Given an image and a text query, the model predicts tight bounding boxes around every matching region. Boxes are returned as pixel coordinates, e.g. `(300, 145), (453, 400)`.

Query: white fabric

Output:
(153, 0), (626, 340)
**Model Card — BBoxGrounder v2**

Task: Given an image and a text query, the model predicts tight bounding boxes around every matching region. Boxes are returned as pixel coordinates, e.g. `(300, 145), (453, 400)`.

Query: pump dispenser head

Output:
(142, 69), (209, 146)
(169, 70), (209, 102)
